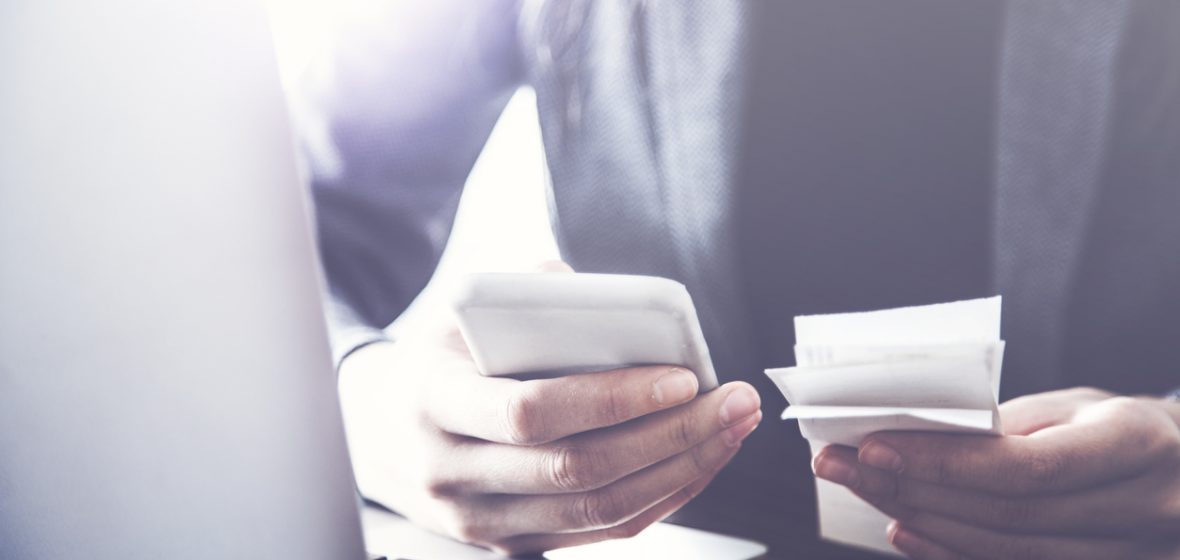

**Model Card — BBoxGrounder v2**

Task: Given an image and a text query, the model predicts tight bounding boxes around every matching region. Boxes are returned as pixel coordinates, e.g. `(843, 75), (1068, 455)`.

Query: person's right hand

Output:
(338, 315), (762, 555)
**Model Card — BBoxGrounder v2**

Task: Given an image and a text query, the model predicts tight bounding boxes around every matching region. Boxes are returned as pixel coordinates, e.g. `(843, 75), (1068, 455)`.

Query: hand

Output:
(812, 387), (1180, 560)
(338, 311), (761, 555)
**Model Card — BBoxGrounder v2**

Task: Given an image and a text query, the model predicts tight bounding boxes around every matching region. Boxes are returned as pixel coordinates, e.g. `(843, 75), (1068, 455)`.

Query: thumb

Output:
(999, 387), (1113, 435)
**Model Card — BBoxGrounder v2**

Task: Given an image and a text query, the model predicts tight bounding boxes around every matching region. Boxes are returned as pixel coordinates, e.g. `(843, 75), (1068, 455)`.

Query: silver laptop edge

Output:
(0, 1), (366, 558)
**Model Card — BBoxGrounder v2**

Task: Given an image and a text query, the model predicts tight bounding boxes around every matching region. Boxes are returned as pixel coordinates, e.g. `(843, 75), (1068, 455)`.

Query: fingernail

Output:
(813, 454), (860, 489)
(653, 368), (698, 406)
(887, 521), (927, 556)
(860, 441), (904, 473)
(721, 410), (761, 446)
(719, 386), (760, 426)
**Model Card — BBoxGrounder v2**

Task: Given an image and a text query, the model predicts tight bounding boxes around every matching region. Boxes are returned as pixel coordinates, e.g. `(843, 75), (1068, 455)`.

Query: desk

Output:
(359, 478), (894, 560)
(360, 415), (895, 559)
(665, 472), (895, 560)
(362, 506), (766, 560)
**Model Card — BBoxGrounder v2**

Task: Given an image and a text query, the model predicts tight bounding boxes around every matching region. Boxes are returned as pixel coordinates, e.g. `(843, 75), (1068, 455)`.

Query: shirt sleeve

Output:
(287, 0), (525, 367)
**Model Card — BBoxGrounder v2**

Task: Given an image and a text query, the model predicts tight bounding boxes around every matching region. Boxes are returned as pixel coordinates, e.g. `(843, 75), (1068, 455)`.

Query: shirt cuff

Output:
(329, 325), (392, 371)
(323, 295), (393, 370)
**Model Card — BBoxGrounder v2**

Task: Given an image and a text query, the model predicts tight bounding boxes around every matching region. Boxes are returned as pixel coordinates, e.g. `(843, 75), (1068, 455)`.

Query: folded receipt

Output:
(765, 297), (1005, 556)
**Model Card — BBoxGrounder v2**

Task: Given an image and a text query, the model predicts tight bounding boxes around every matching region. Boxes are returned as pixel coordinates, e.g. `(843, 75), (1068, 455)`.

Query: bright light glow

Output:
(265, 0), (433, 92)
(391, 88), (558, 335)
(265, 0), (556, 334)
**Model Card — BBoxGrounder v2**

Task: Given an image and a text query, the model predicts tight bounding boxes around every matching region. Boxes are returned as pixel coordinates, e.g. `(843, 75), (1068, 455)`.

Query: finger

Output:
(816, 445), (1179, 538)
(896, 513), (1151, 560)
(999, 387), (1113, 436)
(886, 520), (964, 560)
(491, 465), (722, 556)
(812, 445), (918, 522)
(439, 384), (763, 494)
(429, 365), (722, 445)
(857, 404), (1164, 496)
(469, 423), (752, 539)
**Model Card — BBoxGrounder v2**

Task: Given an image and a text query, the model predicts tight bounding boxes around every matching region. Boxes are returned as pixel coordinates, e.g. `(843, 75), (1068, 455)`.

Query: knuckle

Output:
(1148, 484), (1180, 534)
(1103, 397), (1166, 434)
(547, 446), (606, 492)
(422, 470), (458, 499)
(1068, 386), (1112, 400)
(1112, 401), (1180, 458)
(573, 488), (627, 529)
(676, 478), (709, 504)
(413, 402), (435, 430)
(924, 443), (977, 487)
(605, 520), (647, 540)
(686, 441), (714, 476)
(602, 382), (630, 425)
(1028, 451), (1065, 486)
(1167, 488), (1180, 522)
(1103, 395), (1145, 415)
(669, 412), (699, 451)
(1160, 428), (1180, 457)
(442, 508), (489, 545)
(504, 384), (548, 445)
(932, 452), (956, 486)
(419, 445), (459, 498)
(1017, 451), (1065, 491)
(1143, 430), (1180, 465)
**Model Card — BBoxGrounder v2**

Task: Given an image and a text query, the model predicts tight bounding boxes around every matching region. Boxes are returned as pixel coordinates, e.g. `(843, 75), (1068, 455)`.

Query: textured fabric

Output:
(1062, 1), (1180, 395)
(290, 0), (525, 365)
(994, 1), (1130, 398)
(522, 0), (762, 387)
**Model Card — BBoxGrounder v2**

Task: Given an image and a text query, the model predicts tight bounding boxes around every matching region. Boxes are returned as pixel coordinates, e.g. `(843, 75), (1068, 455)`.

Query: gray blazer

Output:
(294, 1), (1178, 555)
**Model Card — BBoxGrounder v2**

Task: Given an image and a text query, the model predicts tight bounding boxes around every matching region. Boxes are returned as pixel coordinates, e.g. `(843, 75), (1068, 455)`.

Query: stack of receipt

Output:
(765, 296), (1005, 556)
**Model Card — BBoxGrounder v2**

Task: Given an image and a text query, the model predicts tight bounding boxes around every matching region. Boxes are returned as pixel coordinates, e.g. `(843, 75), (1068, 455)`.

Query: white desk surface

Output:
(362, 506), (767, 560)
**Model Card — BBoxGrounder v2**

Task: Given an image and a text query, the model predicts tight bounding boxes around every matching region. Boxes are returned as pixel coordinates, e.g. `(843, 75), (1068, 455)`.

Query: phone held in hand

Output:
(451, 272), (719, 391)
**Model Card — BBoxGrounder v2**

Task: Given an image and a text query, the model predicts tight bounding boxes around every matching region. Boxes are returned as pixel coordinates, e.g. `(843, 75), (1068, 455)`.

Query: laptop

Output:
(0, 1), (764, 558)
(0, 0), (366, 558)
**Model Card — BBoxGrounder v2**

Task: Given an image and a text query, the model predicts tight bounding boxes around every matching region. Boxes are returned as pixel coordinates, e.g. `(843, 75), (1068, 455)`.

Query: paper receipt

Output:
(765, 297), (1005, 556)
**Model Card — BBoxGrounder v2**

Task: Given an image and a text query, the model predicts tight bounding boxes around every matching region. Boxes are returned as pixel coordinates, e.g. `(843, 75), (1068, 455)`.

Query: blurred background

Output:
(265, 0), (557, 336)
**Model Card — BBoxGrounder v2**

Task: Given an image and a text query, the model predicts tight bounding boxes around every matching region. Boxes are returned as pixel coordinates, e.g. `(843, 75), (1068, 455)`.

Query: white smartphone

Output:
(450, 273), (719, 391)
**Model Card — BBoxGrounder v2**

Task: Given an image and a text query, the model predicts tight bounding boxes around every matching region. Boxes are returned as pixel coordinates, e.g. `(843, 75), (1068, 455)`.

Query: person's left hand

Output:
(811, 387), (1180, 560)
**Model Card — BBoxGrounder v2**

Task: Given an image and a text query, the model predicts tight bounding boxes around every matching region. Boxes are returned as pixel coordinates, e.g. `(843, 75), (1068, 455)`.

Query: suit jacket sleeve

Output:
(288, 1), (525, 366)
